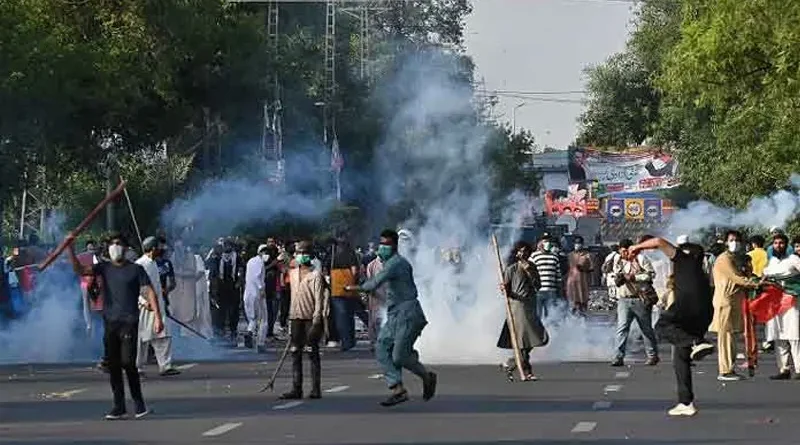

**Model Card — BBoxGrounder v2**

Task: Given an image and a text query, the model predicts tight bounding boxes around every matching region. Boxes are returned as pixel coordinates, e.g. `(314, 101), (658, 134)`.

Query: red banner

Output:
(749, 284), (796, 323)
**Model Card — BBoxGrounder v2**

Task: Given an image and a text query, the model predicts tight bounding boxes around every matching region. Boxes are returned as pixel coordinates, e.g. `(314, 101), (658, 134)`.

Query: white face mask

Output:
(727, 241), (739, 253)
(542, 242), (552, 252)
(261, 253), (270, 263)
(108, 245), (125, 262)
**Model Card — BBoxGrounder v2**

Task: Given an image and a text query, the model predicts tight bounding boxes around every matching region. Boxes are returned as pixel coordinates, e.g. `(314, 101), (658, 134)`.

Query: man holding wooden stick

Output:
(496, 240), (549, 382)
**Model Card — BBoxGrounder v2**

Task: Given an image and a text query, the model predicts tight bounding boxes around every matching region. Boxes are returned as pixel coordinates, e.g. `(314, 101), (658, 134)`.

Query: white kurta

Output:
(193, 254), (213, 338)
(170, 251), (199, 325)
(763, 255), (800, 341)
(243, 256), (265, 327)
(136, 255), (169, 342)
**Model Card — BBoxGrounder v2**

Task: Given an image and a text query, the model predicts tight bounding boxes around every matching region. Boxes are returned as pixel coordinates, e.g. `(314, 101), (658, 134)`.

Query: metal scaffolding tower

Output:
(261, 0), (285, 184)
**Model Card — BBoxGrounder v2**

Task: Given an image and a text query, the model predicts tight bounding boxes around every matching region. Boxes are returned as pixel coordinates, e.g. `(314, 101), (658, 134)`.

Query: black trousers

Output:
(278, 289), (290, 329)
(103, 320), (145, 410)
(656, 312), (701, 406)
(289, 319), (322, 392)
(265, 289), (278, 337)
(213, 282), (240, 339)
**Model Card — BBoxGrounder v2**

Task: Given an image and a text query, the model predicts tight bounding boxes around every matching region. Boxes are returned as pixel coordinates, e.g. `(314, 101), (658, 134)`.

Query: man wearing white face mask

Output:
(529, 234), (564, 320)
(136, 237), (179, 377)
(710, 230), (759, 381)
(243, 244), (268, 351)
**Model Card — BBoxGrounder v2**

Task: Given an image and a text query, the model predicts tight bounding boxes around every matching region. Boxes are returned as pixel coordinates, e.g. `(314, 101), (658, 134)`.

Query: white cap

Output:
(676, 234), (689, 245)
(770, 226), (782, 234)
(257, 244), (269, 253)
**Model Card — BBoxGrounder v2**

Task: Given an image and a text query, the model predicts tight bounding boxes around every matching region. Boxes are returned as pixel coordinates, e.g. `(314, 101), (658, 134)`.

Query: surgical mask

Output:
(727, 241), (740, 253)
(295, 254), (311, 265)
(542, 242), (552, 252)
(261, 253), (270, 263)
(377, 245), (394, 261)
(108, 245), (125, 262)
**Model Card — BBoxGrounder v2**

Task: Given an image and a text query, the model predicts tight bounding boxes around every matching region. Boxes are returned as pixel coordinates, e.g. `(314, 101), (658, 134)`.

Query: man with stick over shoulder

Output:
(67, 233), (163, 420)
(497, 240), (548, 382)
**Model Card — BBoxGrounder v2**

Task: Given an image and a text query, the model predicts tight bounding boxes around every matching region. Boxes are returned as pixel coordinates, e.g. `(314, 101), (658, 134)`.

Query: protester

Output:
(364, 252), (387, 351)
(346, 229), (437, 407)
(497, 240), (548, 382)
(767, 227), (795, 259)
(211, 239), (242, 344)
(243, 244), (268, 351)
(762, 233), (800, 380)
(566, 236), (593, 316)
(136, 237), (180, 377)
(263, 238), (281, 340)
(611, 239), (659, 367)
(169, 238), (204, 338)
(68, 233), (162, 420)
(281, 241), (327, 400)
(748, 235), (768, 277)
(709, 230), (759, 382)
(628, 236), (714, 417)
(529, 234), (563, 319)
(330, 236), (362, 351)
(155, 237), (177, 315)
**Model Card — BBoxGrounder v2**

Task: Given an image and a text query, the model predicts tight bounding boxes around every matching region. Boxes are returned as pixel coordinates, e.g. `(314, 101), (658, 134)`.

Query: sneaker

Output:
(770, 370), (791, 380)
(691, 342), (715, 361)
(159, 368), (181, 377)
(422, 372), (438, 401)
(326, 341), (340, 348)
(717, 372), (743, 381)
(104, 408), (127, 420)
(134, 407), (150, 419)
(380, 390), (409, 407)
(668, 403), (697, 417)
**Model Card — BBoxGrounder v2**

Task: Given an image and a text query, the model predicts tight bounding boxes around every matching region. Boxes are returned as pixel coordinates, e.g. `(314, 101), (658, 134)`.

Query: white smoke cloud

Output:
(375, 50), (613, 364)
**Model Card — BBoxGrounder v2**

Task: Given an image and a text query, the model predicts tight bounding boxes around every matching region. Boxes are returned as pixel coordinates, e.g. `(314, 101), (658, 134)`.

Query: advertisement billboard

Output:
(568, 147), (679, 196)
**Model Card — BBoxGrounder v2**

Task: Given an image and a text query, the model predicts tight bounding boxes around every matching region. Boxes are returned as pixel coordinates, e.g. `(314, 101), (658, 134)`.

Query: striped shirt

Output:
(529, 250), (562, 292)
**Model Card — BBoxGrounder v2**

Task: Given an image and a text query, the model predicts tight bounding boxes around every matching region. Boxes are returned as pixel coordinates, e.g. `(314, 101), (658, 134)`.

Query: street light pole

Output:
(511, 101), (525, 134)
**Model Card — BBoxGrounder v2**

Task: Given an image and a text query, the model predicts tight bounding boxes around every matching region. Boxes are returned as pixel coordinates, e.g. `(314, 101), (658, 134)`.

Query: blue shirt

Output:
(360, 254), (419, 309)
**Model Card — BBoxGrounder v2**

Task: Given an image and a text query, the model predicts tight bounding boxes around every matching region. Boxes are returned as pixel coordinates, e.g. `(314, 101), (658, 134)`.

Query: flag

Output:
(331, 137), (344, 172)
(749, 283), (798, 323)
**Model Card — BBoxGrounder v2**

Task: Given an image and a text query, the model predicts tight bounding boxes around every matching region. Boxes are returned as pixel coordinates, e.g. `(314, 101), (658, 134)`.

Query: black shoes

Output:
(280, 389), (303, 400)
(104, 408), (127, 420)
(610, 358), (624, 367)
(770, 371), (791, 380)
(423, 372), (438, 401)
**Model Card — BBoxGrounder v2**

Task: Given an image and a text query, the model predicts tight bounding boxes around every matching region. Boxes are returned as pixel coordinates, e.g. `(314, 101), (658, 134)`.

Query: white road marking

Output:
(202, 422), (243, 437)
(592, 401), (612, 410)
(571, 422), (597, 433)
(176, 363), (198, 371)
(324, 385), (350, 393)
(273, 401), (304, 410)
(45, 389), (86, 399)
(615, 371), (630, 379)
(604, 384), (622, 392)
(368, 373), (384, 379)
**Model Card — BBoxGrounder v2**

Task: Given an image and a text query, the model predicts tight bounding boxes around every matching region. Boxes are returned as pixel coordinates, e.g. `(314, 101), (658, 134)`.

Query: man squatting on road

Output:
(628, 236), (715, 417)
(346, 229), (438, 407)
(68, 233), (163, 420)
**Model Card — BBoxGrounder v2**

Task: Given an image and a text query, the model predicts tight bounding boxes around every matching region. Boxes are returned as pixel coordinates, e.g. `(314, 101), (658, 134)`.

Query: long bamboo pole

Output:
(491, 233), (526, 382)
(38, 181), (127, 271)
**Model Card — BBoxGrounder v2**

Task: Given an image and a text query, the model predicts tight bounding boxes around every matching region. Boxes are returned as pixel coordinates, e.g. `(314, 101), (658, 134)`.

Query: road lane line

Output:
(202, 422), (243, 437)
(571, 422), (597, 433)
(324, 385), (350, 393)
(592, 401), (612, 410)
(603, 384), (622, 392)
(273, 401), (303, 410)
(615, 371), (630, 379)
(45, 389), (87, 399)
(176, 363), (198, 371)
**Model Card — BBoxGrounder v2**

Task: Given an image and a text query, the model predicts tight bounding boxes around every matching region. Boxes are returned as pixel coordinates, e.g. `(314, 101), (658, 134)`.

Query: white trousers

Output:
(244, 293), (268, 346)
(777, 340), (800, 373)
(137, 337), (174, 371)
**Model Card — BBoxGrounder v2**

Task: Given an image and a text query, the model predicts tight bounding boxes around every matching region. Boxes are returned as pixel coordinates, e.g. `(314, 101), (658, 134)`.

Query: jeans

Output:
(614, 297), (658, 360)
(377, 305), (428, 388)
(332, 297), (360, 351)
(104, 319), (145, 411)
(537, 290), (562, 320)
(265, 297), (278, 337)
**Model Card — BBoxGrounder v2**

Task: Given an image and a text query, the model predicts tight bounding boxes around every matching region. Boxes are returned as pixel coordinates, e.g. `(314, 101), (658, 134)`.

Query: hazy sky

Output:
(465, 0), (634, 149)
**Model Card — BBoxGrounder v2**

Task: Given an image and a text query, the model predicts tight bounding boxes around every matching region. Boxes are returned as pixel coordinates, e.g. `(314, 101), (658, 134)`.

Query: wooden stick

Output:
(119, 175), (143, 250)
(491, 233), (526, 382)
(38, 181), (127, 271)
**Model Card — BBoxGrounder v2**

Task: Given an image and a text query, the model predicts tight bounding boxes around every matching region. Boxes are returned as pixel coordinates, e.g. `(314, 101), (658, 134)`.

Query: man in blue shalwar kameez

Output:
(346, 229), (438, 407)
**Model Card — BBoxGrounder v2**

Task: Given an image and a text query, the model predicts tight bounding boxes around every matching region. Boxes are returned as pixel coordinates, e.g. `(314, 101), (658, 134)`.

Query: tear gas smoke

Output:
(161, 149), (336, 242)
(375, 50), (612, 364)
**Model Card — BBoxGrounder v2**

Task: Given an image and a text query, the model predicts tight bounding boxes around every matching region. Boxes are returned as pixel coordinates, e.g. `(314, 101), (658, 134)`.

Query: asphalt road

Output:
(1, 340), (800, 445)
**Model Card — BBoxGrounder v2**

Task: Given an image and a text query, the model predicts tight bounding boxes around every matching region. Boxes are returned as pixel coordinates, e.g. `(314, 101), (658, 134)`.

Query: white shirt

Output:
(763, 254), (800, 341)
(244, 256), (265, 296)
